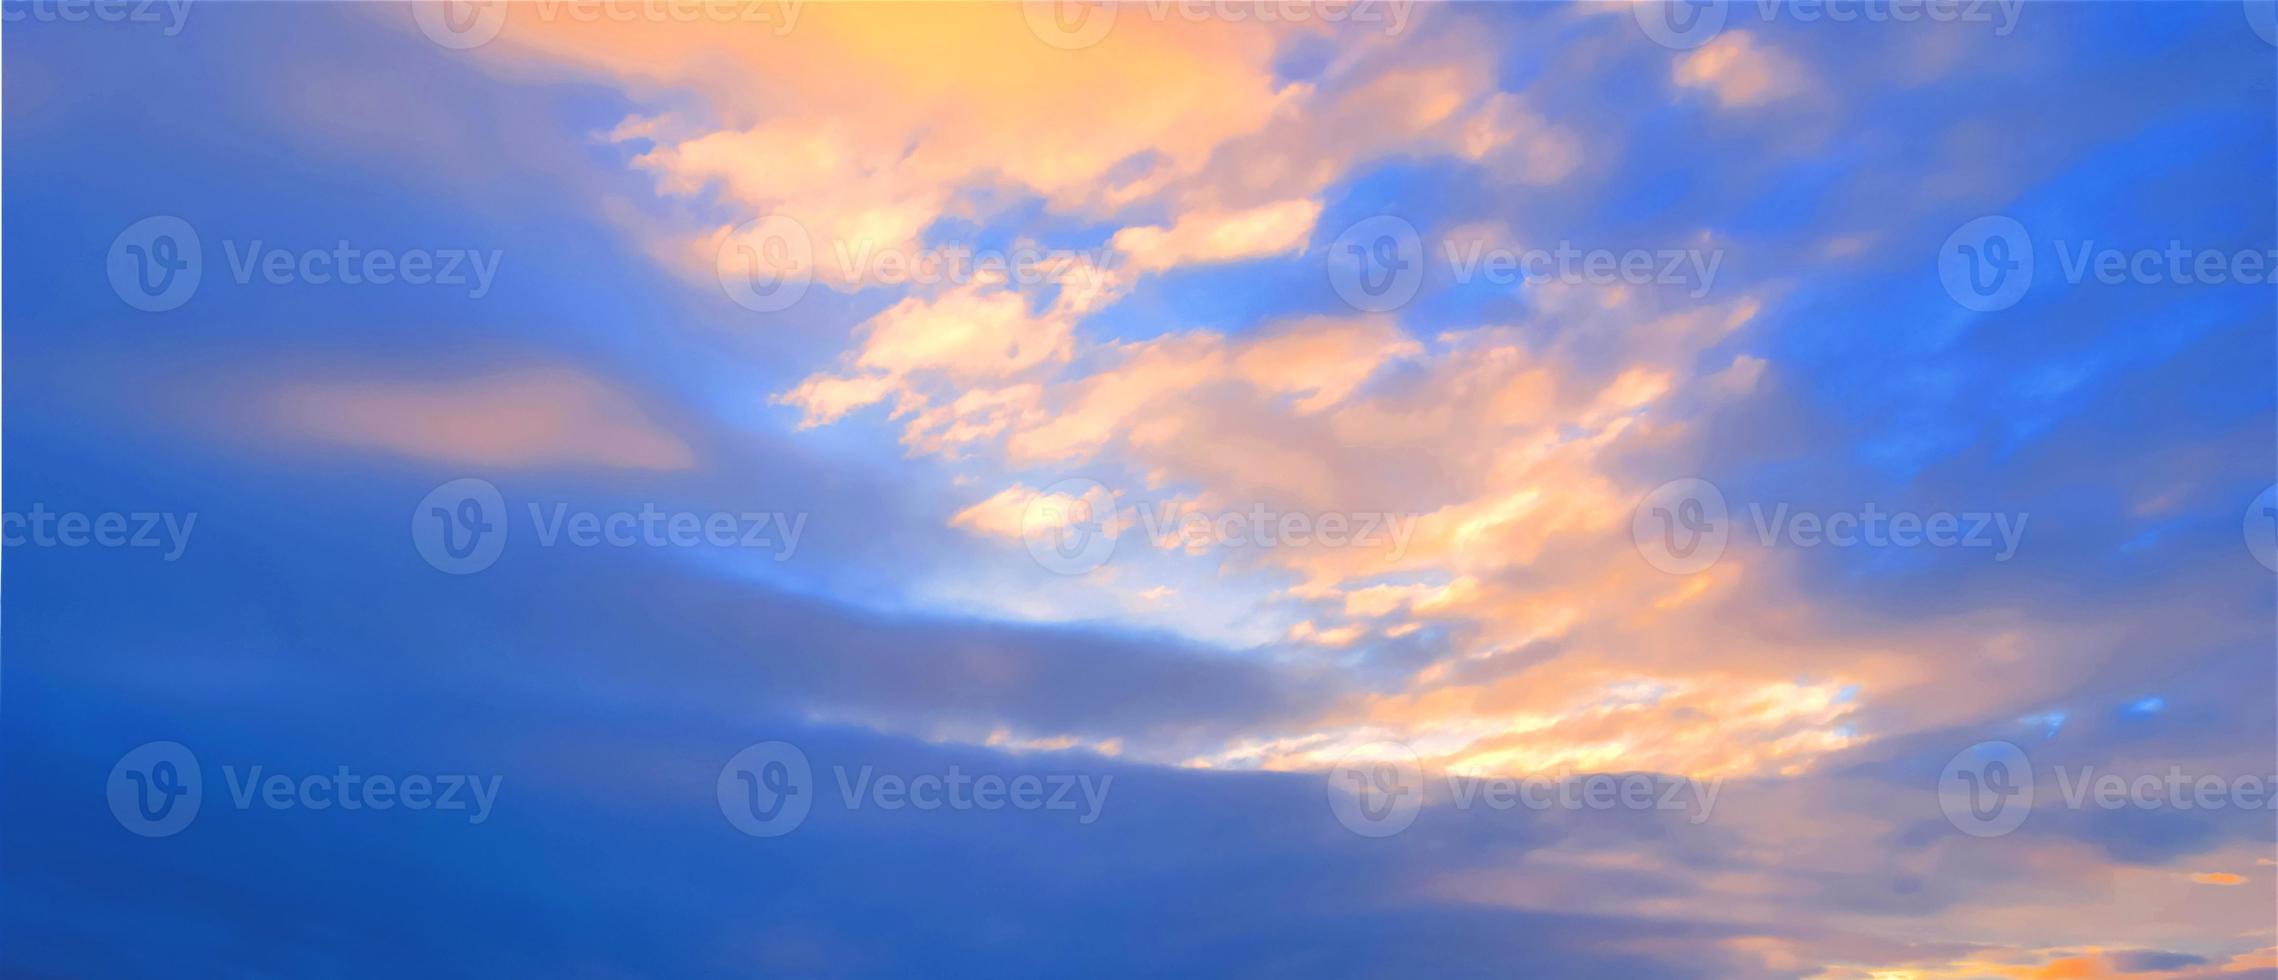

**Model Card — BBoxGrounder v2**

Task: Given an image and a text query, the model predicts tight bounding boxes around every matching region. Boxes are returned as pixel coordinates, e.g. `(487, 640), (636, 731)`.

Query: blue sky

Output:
(5, 2), (2277, 977)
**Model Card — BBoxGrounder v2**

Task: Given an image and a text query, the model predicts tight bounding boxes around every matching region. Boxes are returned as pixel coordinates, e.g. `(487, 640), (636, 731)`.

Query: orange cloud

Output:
(1109, 199), (1323, 274)
(270, 367), (694, 470)
(1674, 32), (1807, 108)
(439, 3), (1299, 289)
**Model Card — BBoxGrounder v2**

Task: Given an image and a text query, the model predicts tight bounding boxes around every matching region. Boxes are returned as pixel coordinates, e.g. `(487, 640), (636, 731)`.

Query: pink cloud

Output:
(270, 366), (695, 471)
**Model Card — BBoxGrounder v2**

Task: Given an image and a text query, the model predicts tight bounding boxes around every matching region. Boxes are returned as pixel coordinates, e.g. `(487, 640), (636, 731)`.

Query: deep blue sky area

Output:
(5, 2), (2276, 977)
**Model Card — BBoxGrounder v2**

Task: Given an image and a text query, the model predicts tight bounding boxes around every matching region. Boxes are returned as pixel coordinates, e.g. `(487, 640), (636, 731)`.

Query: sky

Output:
(3, 1), (2277, 977)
